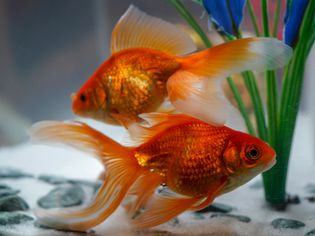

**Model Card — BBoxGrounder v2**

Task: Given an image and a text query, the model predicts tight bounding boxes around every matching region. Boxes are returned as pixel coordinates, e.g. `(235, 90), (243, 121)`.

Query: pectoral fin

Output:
(190, 177), (227, 211)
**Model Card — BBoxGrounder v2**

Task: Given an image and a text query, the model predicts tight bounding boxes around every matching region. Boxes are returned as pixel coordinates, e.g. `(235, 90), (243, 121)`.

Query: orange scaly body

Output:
(31, 113), (276, 231)
(135, 121), (229, 197)
(75, 48), (180, 124)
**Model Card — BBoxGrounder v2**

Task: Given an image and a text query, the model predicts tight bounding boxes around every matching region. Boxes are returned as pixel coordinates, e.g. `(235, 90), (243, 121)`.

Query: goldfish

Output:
(31, 113), (276, 231)
(71, 5), (292, 127)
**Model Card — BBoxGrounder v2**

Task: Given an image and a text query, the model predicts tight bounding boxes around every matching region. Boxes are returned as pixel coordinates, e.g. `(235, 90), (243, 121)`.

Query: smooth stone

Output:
(0, 189), (19, 199)
(92, 182), (102, 193)
(305, 183), (315, 194)
(210, 213), (251, 223)
(0, 196), (29, 211)
(168, 217), (180, 226)
(286, 194), (301, 204)
(38, 174), (103, 193)
(305, 229), (315, 236)
(271, 218), (305, 229)
(305, 196), (315, 202)
(38, 174), (69, 185)
(68, 180), (103, 193)
(134, 230), (174, 236)
(0, 167), (33, 178)
(196, 202), (233, 213)
(37, 185), (85, 209)
(0, 184), (10, 190)
(34, 221), (96, 235)
(193, 213), (205, 220)
(249, 181), (263, 190)
(0, 212), (33, 225)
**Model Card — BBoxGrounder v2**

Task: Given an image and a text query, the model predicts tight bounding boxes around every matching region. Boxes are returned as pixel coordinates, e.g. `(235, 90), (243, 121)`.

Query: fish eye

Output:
(245, 145), (261, 160)
(80, 93), (87, 102)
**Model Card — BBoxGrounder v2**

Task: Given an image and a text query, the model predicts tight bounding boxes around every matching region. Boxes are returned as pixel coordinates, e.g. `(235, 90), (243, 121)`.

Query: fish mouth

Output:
(70, 93), (81, 115)
(71, 93), (77, 102)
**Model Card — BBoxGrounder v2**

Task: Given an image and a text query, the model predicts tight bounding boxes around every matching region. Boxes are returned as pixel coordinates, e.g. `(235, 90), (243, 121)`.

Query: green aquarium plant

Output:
(168, 0), (315, 209)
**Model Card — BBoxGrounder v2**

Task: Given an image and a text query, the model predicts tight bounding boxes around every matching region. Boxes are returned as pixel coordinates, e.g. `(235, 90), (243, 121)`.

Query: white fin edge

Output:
(111, 5), (197, 55)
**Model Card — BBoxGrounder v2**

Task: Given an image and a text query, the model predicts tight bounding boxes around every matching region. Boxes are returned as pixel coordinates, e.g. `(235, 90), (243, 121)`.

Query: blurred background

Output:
(0, 0), (314, 147)
(0, 0), (205, 146)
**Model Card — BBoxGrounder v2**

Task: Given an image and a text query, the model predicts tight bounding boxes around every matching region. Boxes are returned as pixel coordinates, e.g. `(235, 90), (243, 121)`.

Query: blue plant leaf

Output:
(202, 0), (246, 36)
(283, 0), (309, 47)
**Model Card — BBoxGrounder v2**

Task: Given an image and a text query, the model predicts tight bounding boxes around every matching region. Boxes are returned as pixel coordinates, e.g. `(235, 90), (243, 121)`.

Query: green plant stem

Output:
(264, 43), (306, 206)
(263, 0), (315, 205)
(261, 0), (278, 147)
(167, 0), (212, 48)
(167, 0), (256, 136)
(301, 7), (315, 65)
(227, 77), (256, 136)
(305, 24), (315, 59)
(279, 0), (315, 131)
(261, 0), (270, 36)
(246, 1), (260, 36)
(242, 71), (268, 141)
(272, 0), (282, 37)
(266, 70), (278, 147)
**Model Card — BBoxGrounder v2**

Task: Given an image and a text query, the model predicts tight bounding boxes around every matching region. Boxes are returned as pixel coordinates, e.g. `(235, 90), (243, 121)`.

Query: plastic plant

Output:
(167, 0), (315, 208)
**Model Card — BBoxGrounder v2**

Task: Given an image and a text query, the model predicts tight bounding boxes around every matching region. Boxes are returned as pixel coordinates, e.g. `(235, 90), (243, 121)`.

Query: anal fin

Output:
(129, 193), (200, 228)
(124, 172), (163, 218)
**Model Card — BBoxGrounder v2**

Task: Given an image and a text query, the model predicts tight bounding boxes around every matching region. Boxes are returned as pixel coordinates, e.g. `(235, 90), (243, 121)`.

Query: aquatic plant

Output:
(168, 0), (315, 208)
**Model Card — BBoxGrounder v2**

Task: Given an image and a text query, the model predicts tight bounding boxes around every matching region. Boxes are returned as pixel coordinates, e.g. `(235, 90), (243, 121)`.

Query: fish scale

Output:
(135, 122), (230, 197)
(101, 49), (180, 121)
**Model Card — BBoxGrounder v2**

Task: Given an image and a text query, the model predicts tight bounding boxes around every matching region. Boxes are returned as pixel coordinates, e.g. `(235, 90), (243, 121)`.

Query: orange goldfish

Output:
(71, 5), (292, 127)
(31, 113), (276, 231)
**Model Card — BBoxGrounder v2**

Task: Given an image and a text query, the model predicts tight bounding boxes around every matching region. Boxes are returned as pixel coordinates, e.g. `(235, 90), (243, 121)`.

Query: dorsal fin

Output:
(125, 113), (197, 146)
(111, 5), (196, 55)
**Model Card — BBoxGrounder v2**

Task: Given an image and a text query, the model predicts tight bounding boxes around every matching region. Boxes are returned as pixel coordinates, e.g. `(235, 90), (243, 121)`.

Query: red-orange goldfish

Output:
(71, 5), (292, 127)
(31, 113), (276, 231)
